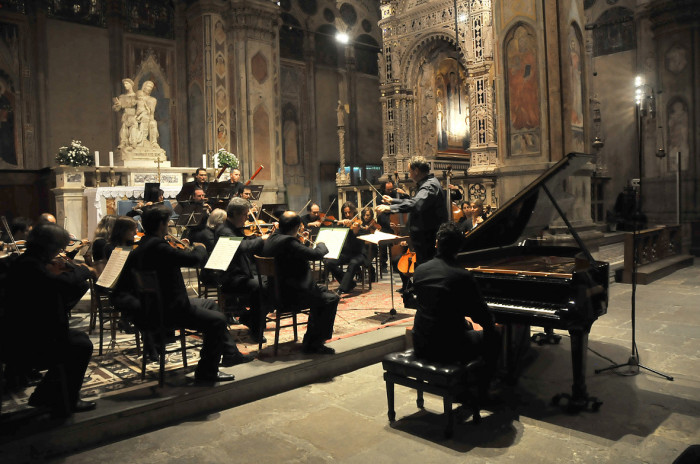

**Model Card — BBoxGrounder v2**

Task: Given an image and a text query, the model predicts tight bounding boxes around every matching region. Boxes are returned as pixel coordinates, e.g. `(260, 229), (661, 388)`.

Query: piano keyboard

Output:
(485, 298), (565, 320)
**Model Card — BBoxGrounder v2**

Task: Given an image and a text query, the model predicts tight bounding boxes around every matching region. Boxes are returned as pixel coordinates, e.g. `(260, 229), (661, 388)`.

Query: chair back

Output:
(131, 269), (164, 328)
(253, 255), (282, 309)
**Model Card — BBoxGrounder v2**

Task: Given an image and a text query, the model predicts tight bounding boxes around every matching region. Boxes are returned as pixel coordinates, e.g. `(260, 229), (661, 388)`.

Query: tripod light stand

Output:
(595, 76), (673, 381)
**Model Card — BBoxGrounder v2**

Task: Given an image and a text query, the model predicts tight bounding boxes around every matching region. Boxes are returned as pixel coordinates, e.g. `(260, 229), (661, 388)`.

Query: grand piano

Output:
(457, 152), (608, 411)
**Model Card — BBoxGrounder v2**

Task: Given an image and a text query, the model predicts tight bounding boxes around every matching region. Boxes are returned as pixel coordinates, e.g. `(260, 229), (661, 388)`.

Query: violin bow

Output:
(297, 199), (312, 216)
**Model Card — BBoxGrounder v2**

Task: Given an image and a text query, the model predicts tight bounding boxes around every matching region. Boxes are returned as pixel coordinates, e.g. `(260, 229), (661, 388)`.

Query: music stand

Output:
(175, 203), (205, 228)
(245, 184), (264, 201)
(206, 182), (237, 209)
(356, 232), (407, 323)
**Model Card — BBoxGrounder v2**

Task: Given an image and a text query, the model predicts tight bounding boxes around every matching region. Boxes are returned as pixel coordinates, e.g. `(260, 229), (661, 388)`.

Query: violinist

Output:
(215, 197), (266, 343)
(300, 203), (323, 241)
(262, 211), (339, 354)
(89, 215), (117, 264)
(324, 201), (366, 295)
(358, 206), (381, 235)
(126, 189), (165, 220)
(116, 205), (252, 381)
(1, 223), (97, 416)
(301, 203), (322, 229)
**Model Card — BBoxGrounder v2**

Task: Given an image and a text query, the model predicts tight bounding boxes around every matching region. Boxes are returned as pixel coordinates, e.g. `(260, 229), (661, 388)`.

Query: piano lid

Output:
(461, 152), (594, 252)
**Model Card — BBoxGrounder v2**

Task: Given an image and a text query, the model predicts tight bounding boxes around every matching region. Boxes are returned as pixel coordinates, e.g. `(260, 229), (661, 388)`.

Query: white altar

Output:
(83, 186), (182, 240)
(52, 165), (198, 239)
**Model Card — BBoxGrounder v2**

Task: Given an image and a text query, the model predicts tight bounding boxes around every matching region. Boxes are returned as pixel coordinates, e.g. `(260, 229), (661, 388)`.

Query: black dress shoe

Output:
(73, 399), (97, 413)
(220, 353), (255, 367)
(302, 344), (336, 355)
(195, 371), (236, 383)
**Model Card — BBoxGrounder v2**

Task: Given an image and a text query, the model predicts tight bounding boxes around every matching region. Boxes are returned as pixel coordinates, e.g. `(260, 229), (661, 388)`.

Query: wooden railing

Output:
(624, 225), (682, 272)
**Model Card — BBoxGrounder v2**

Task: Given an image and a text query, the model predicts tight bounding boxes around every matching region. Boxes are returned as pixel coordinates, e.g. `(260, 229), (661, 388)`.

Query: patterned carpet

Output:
(1, 278), (414, 415)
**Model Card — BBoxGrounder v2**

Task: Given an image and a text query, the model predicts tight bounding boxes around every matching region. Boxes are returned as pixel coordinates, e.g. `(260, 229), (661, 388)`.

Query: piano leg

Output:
(551, 328), (603, 413)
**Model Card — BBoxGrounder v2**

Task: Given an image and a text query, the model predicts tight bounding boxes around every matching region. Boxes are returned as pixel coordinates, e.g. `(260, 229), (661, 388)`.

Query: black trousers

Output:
(410, 229), (438, 269)
(325, 252), (365, 292)
(29, 329), (93, 410)
(222, 276), (263, 335)
(294, 284), (339, 347)
(174, 298), (240, 375)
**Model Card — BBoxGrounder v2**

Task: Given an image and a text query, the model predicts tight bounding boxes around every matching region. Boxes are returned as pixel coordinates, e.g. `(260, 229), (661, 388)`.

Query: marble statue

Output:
(112, 78), (167, 167)
(112, 78), (160, 151)
(112, 78), (138, 149)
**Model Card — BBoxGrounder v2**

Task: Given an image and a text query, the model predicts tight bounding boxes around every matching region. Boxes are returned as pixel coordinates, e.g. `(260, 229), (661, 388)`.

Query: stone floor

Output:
(52, 262), (700, 464)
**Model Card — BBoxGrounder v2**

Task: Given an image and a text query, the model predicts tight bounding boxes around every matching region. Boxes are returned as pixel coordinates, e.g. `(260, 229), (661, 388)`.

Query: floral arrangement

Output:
(55, 140), (94, 167)
(215, 148), (238, 170)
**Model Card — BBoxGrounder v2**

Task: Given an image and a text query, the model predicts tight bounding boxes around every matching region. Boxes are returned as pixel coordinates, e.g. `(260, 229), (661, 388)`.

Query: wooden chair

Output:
(131, 270), (199, 387)
(254, 256), (311, 355)
(91, 279), (141, 356)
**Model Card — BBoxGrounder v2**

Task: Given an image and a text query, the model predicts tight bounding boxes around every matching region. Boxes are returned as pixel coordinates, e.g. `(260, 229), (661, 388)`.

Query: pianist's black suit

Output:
(412, 255), (498, 365)
(262, 233), (339, 349)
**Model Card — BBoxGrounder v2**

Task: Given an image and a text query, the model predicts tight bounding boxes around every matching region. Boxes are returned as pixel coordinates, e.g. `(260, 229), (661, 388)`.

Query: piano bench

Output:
(382, 349), (483, 438)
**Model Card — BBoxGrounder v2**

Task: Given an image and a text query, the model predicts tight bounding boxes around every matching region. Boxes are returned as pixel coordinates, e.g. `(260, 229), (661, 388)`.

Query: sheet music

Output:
(204, 236), (243, 271)
(314, 227), (350, 260)
(356, 230), (404, 245)
(96, 247), (131, 288)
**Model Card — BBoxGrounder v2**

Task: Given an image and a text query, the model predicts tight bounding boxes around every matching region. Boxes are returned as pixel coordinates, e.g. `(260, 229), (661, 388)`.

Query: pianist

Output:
(412, 222), (500, 399)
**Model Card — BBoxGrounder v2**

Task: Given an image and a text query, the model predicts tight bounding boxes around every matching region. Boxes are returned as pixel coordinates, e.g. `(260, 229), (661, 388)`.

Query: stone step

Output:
(615, 254), (695, 285)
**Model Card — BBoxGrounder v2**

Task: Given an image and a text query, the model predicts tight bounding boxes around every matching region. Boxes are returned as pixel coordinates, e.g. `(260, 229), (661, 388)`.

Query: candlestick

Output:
(109, 151), (114, 167)
(108, 167), (115, 187)
(202, 154), (207, 169)
(94, 151), (100, 167)
(95, 166), (101, 187)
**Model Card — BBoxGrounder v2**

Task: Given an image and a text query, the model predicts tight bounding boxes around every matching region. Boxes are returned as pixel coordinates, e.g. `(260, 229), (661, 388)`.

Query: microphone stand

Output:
(595, 85), (673, 381)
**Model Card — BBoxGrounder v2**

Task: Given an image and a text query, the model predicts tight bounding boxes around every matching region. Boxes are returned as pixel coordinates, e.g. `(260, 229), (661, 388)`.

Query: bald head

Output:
(279, 211), (301, 235)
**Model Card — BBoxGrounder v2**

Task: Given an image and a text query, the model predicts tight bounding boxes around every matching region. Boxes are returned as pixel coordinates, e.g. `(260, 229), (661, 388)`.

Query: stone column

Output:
(226, 0), (283, 203)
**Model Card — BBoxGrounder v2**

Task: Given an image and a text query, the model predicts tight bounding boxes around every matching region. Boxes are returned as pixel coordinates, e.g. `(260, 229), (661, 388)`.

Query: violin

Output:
(358, 218), (381, 234)
(165, 234), (189, 249)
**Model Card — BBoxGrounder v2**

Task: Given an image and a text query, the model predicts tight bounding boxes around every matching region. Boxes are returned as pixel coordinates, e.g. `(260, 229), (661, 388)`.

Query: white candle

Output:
(214, 154), (219, 170)
(202, 154), (207, 169)
(94, 151), (100, 167)
(109, 151), (114, 167)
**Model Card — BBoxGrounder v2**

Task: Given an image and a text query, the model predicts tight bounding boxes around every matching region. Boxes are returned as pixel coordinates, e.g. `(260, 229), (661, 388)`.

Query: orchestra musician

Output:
(126, 188), (165, 220)
(2, 223), (97, 416)
(324, 201), (366, 295)
(215, 197), (267, 343)
(115, 205), (252, 382)
(376, 155), (447, 268)
(456, 200), (472, 234)
(301, 203), (322, 229)
(176, 167), (209, 202)
(262, 211), (339, 354)
(300, 203), (323, 241)
(412, 222), (500, 402)
(223, 167), (245, 197)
